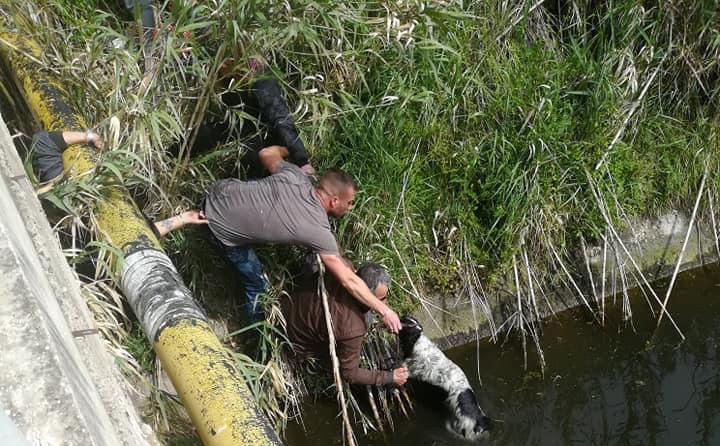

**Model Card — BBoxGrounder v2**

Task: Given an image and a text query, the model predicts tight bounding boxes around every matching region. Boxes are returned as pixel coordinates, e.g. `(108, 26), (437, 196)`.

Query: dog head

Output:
(451, 387), (493, 440)
(398, 315), (423, 358)
(474, 415), (492, 436)
(449, 413), (492, 441)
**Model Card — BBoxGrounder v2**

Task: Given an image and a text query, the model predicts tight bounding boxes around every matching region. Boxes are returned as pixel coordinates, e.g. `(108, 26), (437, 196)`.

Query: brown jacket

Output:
(281, 277), (392, 386)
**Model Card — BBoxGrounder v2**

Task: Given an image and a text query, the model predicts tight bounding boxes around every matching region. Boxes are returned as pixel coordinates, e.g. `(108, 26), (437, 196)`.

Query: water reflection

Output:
(285, 264), (720, 446)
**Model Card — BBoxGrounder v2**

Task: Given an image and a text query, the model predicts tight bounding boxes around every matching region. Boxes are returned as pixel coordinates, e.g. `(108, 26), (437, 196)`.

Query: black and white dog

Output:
(399, 316), (492, 440)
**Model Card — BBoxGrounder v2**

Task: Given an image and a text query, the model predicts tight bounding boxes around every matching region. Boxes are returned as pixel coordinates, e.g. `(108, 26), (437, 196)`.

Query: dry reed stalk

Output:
(400, 387), (413, 412)
(511, 255), (527, 367)
(376, 377), (394, 431)
(388, 141), (420, 236)
(522, 249), (541, 324)
(462, 238), (498, 342)
(365, 385), (386, 435)
(496, 0), (547, 41)
(460, 244), (483, 353)
(580, 236), (599, 305)
(585, 169), (685, 339)
(392, 389), (409, 418)
(610, 244), (632, 322)
(466, 283), (483, 380)
(600, 232), (608, 324)
(707, 188), (720, 259)
(627, 267), (656, 318)
(594, 54), (667, 171)
(546, 236), (597, 318)
(511, 256), (522, 315)
(656, 170), (707, 330)
(171, 50), (225, 187)
(390, 239), (445, 335)
(315, 254), (357, 446)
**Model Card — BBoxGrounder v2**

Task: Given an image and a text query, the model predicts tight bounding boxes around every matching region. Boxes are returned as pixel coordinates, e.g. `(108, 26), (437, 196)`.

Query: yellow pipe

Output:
(0, 26), (280, 446)
(156, 320), (276, 445)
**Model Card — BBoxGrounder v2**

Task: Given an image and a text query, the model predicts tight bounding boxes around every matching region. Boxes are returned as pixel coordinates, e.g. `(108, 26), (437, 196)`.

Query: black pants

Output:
(123, 0), (155, 32)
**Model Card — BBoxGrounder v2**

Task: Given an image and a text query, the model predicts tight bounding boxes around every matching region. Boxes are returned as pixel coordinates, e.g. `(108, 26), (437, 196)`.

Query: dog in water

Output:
(399, 315), (492, 440)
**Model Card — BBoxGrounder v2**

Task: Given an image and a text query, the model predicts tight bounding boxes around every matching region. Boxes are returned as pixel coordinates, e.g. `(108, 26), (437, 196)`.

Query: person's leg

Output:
(124, 0), (155, 33)
(222, 245), (268, 322)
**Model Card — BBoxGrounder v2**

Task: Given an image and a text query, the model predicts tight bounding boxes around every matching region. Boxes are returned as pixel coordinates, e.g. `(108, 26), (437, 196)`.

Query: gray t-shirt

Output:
(204, 161), (339, 254)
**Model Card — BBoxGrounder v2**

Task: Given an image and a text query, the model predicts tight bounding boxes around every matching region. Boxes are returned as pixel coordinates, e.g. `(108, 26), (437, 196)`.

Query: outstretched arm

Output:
(154, 210), (208, 238)
(338, 337), (406, 386)
(60, 130), (104, 149)
(258, 145), (289, 174)
(320, 253), (402, 333)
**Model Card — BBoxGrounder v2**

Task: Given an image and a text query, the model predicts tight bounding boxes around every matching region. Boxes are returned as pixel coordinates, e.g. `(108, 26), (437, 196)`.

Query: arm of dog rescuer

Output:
(153, 210), (208, 238)
(252, 78), (314, 175)
(320, 254), (402, 334)
(337, 336), (407, 386)
(31, 130), (104, 183)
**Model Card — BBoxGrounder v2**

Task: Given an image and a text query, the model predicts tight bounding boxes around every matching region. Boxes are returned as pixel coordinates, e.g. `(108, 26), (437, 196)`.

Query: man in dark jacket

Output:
(282, 262), (408, 386)
(192, 57), (315, 178)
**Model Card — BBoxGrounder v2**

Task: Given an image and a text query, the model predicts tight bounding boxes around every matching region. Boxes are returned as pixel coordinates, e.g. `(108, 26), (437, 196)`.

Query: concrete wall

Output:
(0, 112), (158, 446)
(419, 210), (719, 348)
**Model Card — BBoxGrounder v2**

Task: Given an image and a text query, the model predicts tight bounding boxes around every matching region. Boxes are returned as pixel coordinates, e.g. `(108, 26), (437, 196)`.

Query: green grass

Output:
(123, 324), (155, 374)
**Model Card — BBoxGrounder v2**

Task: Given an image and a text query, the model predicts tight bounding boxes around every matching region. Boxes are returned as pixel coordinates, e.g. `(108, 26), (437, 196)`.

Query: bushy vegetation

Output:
(2, 0), (719, 442)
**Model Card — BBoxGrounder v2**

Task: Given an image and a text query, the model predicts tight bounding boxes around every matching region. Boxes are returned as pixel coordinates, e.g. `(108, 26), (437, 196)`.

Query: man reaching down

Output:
(199, 145), (402, 333)
(283, 262), (408, 386)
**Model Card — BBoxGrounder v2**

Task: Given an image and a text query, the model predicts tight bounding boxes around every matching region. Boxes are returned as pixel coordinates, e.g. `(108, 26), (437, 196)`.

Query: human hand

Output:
(382, 308), (401, 334)
(86, 130), (104, 149)
(300, 163), (315, 176)
(392, 367), (408, 386)
(180, 210), (208, 226)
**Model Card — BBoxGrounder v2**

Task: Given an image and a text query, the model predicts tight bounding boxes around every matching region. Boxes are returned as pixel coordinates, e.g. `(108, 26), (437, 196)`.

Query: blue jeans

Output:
(221, 244), (268, 323)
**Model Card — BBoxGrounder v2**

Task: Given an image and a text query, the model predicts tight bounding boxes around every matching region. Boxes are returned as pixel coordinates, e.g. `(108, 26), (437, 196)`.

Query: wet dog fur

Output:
(399, 315), (492, 440)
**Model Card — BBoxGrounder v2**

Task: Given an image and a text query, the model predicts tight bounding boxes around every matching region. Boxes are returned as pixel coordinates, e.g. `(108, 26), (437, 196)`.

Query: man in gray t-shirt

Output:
(199, 145), (401, 333)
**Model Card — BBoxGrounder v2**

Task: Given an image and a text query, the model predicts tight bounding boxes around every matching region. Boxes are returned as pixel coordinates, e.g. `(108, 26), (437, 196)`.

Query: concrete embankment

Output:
(420, 211), (720, 348)
(0, 112), (156, 445)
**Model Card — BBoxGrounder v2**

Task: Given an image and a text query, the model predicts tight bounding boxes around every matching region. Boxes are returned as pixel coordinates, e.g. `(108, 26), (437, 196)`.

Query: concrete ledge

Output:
(0, 111), (157, 446)
(418, 211), (719, 348)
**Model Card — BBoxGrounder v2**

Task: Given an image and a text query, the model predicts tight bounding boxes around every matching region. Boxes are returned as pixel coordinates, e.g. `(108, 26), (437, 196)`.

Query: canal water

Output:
(285, 262), (720, 446)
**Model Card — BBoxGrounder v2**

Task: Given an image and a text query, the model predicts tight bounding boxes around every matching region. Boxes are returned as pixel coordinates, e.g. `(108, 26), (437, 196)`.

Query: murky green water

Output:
(286, 263), (720, 446)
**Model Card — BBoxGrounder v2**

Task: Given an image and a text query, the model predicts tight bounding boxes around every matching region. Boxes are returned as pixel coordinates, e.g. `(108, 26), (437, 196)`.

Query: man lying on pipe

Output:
(282, 260), (408, 386)
(29, 128), (208, 234)
(159, 146), (402, 333)
(31, 129), (104, 184)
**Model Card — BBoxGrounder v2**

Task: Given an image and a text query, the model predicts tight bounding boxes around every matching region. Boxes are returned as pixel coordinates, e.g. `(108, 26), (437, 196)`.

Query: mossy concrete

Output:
(418, 211), (719, 349)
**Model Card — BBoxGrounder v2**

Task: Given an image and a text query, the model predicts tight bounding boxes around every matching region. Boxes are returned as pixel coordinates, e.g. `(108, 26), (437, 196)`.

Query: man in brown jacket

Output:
(282, 262), (408, 386)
